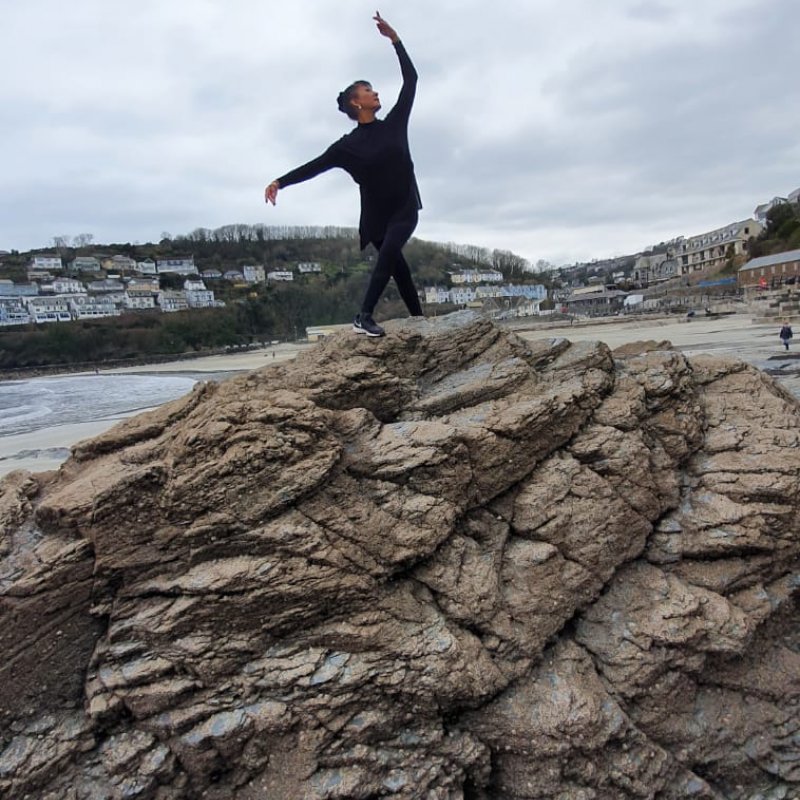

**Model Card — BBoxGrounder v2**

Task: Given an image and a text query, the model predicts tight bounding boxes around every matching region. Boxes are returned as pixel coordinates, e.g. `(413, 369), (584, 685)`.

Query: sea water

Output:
(0, 373), (200, 475)
(0, 374), (198, 437)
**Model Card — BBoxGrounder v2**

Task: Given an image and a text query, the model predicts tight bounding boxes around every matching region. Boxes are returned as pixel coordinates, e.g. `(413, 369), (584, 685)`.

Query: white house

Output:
(0, 301), (31, 326)
(136, 259), (158, 275)
(102, 255), (137, 272)
(450, 269), (503, 285)
(500, 284), (547, 300)
(449, 286), (477, 304)
(754, 197), (789, 225)
(124, 291), (157, 310)
(87, 279), (125, 293)
(51, 278), (86, 295)
(25, 296), (72, 323)
(424, 286), (451, 304)
(158, 290), (189, 312)
(184, 279), (216, 308)
(69, 256), (102, 274)
(297, 262), (322, 274)
(70, 295), (120, 319)
(475, 285), (503, 299)
(30, 255), (63, 273)
(267, 270), (294, 282)
(242, 265), (266, 283)
(157, 257), (197, 275)
(128, 278), (160, 293)
(0, 282), (38, 298)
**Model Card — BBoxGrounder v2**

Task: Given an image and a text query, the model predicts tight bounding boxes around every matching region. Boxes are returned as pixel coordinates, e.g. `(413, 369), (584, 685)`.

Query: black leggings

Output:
(360, 215), (423, 316)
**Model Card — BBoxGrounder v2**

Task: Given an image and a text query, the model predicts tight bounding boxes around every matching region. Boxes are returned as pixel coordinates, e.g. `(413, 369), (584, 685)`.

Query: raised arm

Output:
(265, 145), (340, 205)
(374, 12), (417, 123)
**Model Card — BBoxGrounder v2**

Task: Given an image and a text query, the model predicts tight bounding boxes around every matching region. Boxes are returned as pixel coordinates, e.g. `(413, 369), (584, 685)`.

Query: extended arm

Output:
(264, 145), (340, 205)
(374, 12), (417, 124)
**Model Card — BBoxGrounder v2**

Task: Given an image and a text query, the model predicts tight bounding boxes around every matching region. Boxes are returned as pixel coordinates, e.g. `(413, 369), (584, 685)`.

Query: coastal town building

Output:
(632, 253), (679, 285)
(29, 255), (63, 274)
(70, 295), (120, 320)
(297, 262), (322, 274)
(674, 219), (761, 276)
(128, 278), (160, 293)
(157, 257), (197, 275)
(201, 269), (223, 280)
(48, 278), (86, 295)
(738, 248), (800, 290)
(483, 296), (543, 318)
(224, 270), (245, 282)
(158, 290), (189, 313)
(135, 259), (158, 275)
(25, 296), (72, 323)
(0, 301), (31, 326)
(184, 279), (216, 308)
(0, 282), (38, 298)
(68, 256), (102, 274)
(449, 286), (477, 305)
(754, 196), (790, 225)
(124, 290), (157, 310)
(562, 285), (627, 316)
(450, 269), (503, 285)
(124, 279), (159, 310)
(88, 279), (125, 294)
(424, 287), (451, 305)
(102, 255), (137, 272)
(267, 270), (294, 282)
(242, 265), (266, 283)
(423, 283), (547, 306)
(475, 285), (504, 300)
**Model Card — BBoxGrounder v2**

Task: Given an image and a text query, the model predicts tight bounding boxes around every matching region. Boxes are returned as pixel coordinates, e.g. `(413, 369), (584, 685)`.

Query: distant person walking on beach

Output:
(264, 12), (423, 339)
(780, 321), (793, 350)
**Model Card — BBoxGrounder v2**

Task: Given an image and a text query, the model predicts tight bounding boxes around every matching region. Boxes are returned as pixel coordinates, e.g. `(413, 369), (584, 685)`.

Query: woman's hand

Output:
(373, 11), (398, 43)
(264, 180), (280, 206)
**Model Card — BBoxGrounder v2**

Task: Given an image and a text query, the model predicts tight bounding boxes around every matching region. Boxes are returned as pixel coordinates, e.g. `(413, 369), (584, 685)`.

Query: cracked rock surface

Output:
(2, 312), (800, 799)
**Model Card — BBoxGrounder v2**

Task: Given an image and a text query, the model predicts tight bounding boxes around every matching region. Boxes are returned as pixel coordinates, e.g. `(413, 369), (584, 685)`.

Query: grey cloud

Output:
(1, 0), (798, 264)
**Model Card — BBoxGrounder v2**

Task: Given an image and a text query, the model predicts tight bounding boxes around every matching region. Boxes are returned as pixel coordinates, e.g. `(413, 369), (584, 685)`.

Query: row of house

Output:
(449, 269), (505, 285)
(0, 277), (222, 326)
(424, 283), (547, 306)
(26, 255), (324, 283)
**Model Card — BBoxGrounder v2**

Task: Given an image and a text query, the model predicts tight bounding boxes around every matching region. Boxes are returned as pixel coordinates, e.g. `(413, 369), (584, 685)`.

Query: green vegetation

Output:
(0, 226), (545, 370)
(749, 202), (800, 258)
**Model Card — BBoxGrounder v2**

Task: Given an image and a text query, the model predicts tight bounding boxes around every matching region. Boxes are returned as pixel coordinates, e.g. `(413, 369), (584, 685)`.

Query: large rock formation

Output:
(2, 313), (800, 800)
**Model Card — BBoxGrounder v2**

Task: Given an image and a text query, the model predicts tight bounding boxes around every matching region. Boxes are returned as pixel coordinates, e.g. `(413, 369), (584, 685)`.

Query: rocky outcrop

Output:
(2, 312), (800, 799)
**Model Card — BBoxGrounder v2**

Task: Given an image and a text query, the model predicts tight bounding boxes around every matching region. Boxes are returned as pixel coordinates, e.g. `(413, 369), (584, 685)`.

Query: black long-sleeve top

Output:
(276, 41), (422, 250)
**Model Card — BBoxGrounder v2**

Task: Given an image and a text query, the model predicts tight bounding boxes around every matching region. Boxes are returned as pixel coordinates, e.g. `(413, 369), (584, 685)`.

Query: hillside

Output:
(0, 227), (547, 370)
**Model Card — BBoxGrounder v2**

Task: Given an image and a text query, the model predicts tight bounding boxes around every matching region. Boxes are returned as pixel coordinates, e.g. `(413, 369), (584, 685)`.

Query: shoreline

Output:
(0, 341), (314, 382)
(3, 313), (798, 479)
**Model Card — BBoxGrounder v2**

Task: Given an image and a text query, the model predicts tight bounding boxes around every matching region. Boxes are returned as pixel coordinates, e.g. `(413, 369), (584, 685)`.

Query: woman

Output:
(264, 12), (423, 338)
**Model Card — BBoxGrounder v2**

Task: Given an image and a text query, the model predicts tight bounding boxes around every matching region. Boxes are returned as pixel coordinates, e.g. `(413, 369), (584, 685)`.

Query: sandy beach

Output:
(2, 314), (796, 479)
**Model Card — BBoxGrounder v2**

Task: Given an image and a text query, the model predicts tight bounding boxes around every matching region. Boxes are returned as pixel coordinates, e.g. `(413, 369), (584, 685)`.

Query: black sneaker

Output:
(353, 313), (385, 337)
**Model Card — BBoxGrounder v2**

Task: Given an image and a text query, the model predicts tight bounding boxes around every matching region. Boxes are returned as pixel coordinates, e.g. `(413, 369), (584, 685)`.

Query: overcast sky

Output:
(2, 0), (798, 265)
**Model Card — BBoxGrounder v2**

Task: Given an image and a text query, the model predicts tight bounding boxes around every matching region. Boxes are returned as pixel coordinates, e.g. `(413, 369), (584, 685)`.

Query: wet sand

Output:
(2, 314), (796, 478)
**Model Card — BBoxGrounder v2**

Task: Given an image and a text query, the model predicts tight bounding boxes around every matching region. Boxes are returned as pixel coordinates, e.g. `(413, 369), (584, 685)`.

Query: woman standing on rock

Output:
(264, 11), (424, 338)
